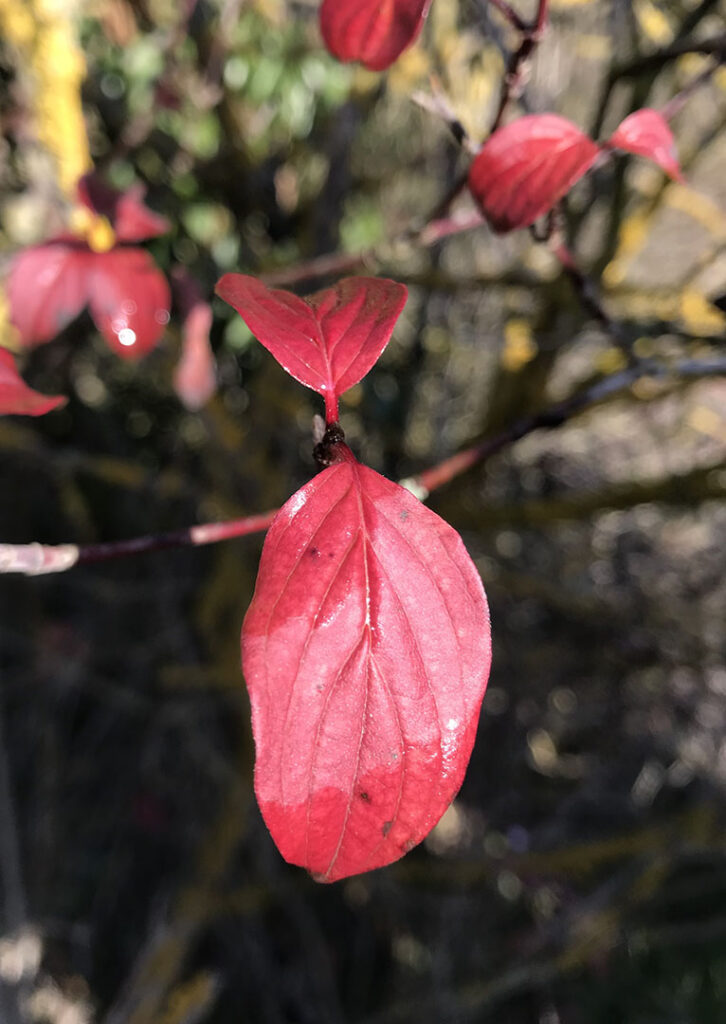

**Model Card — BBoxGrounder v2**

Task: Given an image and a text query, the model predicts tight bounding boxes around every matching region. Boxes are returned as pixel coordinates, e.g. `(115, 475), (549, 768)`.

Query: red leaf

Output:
(78, 174), (169, 241)
(89, 249), (171, 359)
(468, 114), (600, 233)
(7, 242), (92, 347)
(0, 348), (66, 416)
(320, 0), (432, 72)
(242, 445), (491, 882)
(216, 274), (407, 422)
(608, 108), (684, 182)
(173, 301), (217, 410)
(113, 186), (170, 242)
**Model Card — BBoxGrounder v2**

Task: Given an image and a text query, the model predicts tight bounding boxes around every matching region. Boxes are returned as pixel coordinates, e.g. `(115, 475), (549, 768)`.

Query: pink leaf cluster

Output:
(469, 109), (683, 233)
(319, 0), (433, 72)
(7, 174), (171, 359)
(217, 275), (492, 881)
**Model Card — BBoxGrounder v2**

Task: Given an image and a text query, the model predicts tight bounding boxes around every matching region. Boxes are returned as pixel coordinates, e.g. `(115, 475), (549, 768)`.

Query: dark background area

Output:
(2, 1), (726, 1021)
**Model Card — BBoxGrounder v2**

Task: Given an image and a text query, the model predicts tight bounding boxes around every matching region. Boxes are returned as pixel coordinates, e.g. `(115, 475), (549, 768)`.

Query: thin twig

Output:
(660, 58), (722, 122)
(549, 227), (632, 354)
(0, 512), (277, 576)
(3, 357), (726, 575)
(411, 78), (475, 153)
(408, 356), (726, 496)
(591, 2), (723, 139)
(490, 0), (550, 133)
(260, 211), (483, 289)
(615, 31), (726, 80)
(487, 0), (528, 33)
(261, 251), (367, 288)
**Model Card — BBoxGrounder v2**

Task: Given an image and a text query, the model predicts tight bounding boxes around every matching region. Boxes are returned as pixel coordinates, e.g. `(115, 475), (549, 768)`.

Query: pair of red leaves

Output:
(8, 174), (171, 360)
(469, 109), (683, 234)
(0, 348), (66, 417)
(320, 0), (432, 72)
(217, 274), (492, 882)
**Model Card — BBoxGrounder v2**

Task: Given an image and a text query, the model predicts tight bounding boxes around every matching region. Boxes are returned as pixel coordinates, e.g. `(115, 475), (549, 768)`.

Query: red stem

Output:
(324, 392), (340, 426)
(534, 0), (550, 34)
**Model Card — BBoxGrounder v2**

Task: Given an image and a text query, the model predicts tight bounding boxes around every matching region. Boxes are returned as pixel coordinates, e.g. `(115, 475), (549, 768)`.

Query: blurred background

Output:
(2, 0), (726, 1021)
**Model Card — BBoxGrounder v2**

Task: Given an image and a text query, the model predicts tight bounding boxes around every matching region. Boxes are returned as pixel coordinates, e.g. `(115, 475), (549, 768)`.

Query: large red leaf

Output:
(319, 0), (432, 72)
(0, 348), (66, 416)
(7, 242), (93, 346)
(89, 249), (171, 359)
(242, 444), (491, 882)
(468, 114), (600, 233)
(608, 108), (683, 182)
(216, 274), (407, 422)
(78, 174), (169, 241)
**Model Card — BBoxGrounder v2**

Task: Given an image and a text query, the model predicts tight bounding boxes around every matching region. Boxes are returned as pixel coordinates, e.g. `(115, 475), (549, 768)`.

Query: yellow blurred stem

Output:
(0, 0), (92, 196)
(69, 206), (116, 251)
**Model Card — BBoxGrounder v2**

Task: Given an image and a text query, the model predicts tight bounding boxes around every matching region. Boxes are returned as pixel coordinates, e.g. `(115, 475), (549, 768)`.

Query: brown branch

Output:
(549, 229), (632, 354)
(660, 57), (722, 121)
(490, 0), (550, 133)
(615, 31), (726, 80)
(260, 210), (484, 289)
(3, 357), (726, 576)
(0, 512), (277, 576)
(487, 0), (528, 34)
(408, 356), (726, 496)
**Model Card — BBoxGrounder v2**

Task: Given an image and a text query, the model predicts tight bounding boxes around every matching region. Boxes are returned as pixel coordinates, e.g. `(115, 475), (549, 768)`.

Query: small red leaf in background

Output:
(608, 109), (684, 182)
(88, 249), (171, 360)
(7, 243), (92, 347)
(243, 444), (491, 882)
(173, 301), (216, 410)
(216, 274), (407, 422)
(0, 348), (66, 416)
(468, 114), (600, 233)
(7, 174), (170, 359)
(77, 174), (169, 241)
(320, 0), (432, 72)
(113, 187), (170, 242)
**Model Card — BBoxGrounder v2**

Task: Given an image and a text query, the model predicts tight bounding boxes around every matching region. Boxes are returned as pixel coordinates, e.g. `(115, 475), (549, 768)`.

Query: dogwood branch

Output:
(260, 210), (485, 288)
(487, 0), (528, 33)
(549, 230), (632, 354)
(2, 356), (726, 576)
(0, 512), (277, 576)
(490, 0), (550, 132)
(615, 31), (726, 80)
(409, 356), (726, 497)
